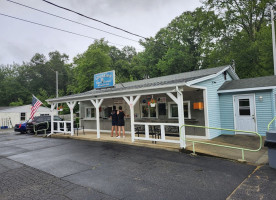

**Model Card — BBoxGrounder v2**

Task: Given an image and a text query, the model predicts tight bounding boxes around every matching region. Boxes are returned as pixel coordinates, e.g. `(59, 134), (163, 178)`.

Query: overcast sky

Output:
(0, 0), (202, 65)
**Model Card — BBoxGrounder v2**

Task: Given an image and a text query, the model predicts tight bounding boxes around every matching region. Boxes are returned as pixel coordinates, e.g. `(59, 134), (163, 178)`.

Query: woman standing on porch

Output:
(110, 106), (118, 137)
(117, 106), (125, 139)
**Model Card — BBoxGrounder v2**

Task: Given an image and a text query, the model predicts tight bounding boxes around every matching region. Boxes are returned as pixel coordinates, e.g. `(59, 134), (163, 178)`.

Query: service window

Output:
(141, 104), (158, 118)
(104, 107), (112, 118)
(20, 113), (26, 121)
(85, 107), (95, 118)
(168, 101), (191, 119)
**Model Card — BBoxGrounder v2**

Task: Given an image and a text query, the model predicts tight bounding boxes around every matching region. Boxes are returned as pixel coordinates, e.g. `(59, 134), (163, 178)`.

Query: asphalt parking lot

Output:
(0, 131), (275, 200)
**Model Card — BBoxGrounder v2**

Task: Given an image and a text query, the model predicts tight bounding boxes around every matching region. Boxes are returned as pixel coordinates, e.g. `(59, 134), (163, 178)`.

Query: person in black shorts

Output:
(117, 106), (125, 138)
(110, 106), (118, 137)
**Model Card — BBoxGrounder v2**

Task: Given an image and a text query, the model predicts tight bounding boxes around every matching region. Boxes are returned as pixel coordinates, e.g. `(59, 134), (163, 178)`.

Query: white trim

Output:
(233, 93), (257, 134)
(47, 84), (183, 103)
(168, 101), (191, 119)
(188, 85), (209, 139)
(84, 107), (96, 119)
(186, 66), (239, 86)
(218, 86), (276, 93)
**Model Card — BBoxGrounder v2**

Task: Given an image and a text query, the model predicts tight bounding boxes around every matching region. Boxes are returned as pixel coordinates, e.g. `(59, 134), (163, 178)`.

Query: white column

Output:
(67, 101), (77, 136)
(50, 103), (56, 135)
(91, 99), (104, 139)
(167, 89), (186, 149)
(177, 89), (186, 148)
(123, 95), (140, 142)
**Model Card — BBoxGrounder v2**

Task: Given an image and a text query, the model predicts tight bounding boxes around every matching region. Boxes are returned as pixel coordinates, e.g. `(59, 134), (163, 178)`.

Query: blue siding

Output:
(255, 91), (273, 135)
(270, 88), (276, 130)
(219, 94), (235, 135)
(219, 90), (274, 136)
(195, 73), (232, 139)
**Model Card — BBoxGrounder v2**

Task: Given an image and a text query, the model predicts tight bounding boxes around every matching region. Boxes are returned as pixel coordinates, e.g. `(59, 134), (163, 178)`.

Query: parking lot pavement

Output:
(227, 165), (276, 200)
(0, 132), (273, 199)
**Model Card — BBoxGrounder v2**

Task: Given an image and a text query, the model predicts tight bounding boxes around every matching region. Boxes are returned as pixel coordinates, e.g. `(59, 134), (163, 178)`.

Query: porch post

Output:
(123, 95), (140, 142)
(67, 101), (77, 136)
(167, 88), (186, 149)
(50, 103), (57, 135)
(177, 88), (186, 148)
(91, 99), (104, 139)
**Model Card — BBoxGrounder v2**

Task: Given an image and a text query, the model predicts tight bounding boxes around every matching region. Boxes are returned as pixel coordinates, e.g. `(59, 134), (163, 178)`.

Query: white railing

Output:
(133, 122), (180, 144)
(53, 121), (72, 134)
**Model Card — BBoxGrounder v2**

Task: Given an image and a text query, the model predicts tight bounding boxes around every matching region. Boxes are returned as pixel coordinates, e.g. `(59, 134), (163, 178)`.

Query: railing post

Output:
(50, 103), (56, 135)
(145, 124), (149, 139)
(161, 124), (165, 140)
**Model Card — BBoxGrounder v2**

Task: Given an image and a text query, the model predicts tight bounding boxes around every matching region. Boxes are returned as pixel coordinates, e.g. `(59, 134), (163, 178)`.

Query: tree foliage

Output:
(0, 1), (275, 106)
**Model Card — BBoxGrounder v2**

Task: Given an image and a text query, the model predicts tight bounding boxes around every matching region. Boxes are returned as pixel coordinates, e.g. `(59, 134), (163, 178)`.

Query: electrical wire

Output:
(0, 13), (128, 48)
(41, 0), (148, 40)
(6, 0), (139, 43)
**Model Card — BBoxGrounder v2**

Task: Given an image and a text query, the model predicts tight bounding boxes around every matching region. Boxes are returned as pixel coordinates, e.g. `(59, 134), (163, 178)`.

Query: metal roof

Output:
(0, 105), (51, 113)
(47, 65), (234, 102)
(218, 75), (276, 92)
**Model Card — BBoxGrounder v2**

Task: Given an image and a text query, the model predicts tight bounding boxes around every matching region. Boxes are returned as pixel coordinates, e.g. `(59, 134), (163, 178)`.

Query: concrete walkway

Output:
(51, 131), (268, 165)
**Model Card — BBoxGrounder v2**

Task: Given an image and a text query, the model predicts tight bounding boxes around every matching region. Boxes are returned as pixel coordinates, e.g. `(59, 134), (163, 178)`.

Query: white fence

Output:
(133, 122), (180, 144)
(53, 121), (72, 134)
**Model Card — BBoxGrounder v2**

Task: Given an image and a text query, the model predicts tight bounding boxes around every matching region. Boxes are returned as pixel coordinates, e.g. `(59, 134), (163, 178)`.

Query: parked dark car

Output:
(14, 121), (28, 133)
(26, 115), (63, 134)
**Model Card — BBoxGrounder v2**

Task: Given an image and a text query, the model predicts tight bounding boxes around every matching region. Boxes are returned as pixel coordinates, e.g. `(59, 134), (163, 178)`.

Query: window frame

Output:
(140, 103), (158, 118)
(85, 107), (96, 119)
(20, 112), (26, 121)
(168, 101), (191, 119)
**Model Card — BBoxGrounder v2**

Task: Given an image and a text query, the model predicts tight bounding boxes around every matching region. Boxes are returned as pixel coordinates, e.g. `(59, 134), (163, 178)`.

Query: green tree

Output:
(139, 7), (225, 77)
(69, 39), (112, 93)
(202, 0), (276, 78)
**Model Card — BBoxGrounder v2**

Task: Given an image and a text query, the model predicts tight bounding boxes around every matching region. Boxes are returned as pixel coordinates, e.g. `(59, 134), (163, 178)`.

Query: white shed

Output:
(0, 105), (57, 127)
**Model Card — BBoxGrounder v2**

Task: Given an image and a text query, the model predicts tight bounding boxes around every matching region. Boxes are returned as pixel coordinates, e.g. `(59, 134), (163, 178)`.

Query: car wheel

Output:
(26, 129), (32, 134)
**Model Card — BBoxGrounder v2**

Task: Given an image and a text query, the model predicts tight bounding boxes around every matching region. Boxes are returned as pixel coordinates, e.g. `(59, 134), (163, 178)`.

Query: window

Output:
(20, 113), (26, 121)
(85, 107), (95, 118)
(158, 103), (166, 115)
(239, 99), (250, 115)
(168, 101), (191, 119)
(141, 104), (157, 118)
(104, 107), (112, 118)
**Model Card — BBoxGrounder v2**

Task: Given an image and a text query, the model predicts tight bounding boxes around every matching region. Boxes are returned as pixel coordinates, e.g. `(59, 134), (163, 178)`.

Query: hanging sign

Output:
(94, 70), (115, 89)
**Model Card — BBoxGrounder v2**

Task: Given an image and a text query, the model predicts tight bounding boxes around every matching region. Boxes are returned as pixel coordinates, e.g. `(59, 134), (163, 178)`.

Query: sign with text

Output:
(94, 70), (115, 89)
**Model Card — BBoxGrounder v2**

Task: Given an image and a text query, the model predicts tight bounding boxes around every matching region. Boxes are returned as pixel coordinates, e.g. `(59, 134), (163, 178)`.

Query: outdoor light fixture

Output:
(259, 96), (263, 101)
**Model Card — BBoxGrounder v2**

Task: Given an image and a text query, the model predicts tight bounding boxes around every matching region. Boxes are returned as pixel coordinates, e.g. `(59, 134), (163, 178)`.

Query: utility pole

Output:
(56, 71), (58, 110)
(271, 6), (276, 75)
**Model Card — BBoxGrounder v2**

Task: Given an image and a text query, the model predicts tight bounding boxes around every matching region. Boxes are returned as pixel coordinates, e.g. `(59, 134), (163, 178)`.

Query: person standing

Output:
(117, 106), (125, 138)
(110, 106), (118, 137)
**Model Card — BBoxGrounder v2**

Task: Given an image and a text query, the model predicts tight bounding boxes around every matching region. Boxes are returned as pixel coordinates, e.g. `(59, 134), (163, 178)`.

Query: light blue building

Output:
(47, 65), (276, 148)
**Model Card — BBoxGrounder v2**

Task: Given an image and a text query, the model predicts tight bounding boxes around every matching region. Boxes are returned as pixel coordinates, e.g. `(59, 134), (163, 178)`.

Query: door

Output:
(234, 94), (256, 133)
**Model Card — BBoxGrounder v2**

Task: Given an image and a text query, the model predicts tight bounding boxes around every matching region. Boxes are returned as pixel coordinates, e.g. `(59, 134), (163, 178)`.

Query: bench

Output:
(135, 126), (158, 143)
(135, 125), (180, 141)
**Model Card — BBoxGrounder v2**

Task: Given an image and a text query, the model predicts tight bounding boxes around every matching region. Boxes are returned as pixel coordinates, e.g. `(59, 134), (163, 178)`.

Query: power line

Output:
(42, 0), (148, 40)
(6, 0), (139, 43)
(0, 13), (128, 48)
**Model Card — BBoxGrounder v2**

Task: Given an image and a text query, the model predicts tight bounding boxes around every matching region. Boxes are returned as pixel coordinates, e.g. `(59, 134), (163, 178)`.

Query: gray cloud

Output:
(0, 0), (202, 65)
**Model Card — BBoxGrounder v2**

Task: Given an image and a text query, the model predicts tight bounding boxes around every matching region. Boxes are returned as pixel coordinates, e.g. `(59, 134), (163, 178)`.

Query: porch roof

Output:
(218, 75), (276, 93)
(47, 65), (234, 103)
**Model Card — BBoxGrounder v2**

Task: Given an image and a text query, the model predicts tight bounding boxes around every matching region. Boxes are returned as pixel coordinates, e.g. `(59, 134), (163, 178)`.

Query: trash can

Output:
(264, 130), (276, 169)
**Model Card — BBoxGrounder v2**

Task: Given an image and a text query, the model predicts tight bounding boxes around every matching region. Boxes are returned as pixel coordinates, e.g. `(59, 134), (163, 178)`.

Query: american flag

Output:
(30, 95), (43, 120)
